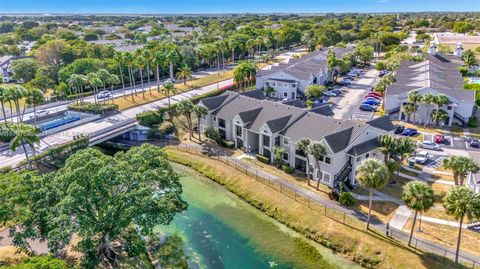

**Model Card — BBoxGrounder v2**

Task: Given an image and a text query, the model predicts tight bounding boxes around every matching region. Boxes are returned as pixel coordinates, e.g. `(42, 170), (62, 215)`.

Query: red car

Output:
(366, 92), (382, 98)
(433, 134), (445, 144)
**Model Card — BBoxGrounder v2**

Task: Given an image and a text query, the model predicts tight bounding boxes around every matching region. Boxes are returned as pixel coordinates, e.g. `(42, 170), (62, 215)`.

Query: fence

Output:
(172, 143), (480, 269)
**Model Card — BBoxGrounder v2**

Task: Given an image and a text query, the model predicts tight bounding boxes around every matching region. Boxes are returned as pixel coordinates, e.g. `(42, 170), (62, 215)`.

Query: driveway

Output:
(330, 68), (379, 120)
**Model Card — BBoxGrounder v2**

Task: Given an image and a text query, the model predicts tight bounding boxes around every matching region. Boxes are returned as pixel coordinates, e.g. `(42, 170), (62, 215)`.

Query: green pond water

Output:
(154, 163), (362, 269)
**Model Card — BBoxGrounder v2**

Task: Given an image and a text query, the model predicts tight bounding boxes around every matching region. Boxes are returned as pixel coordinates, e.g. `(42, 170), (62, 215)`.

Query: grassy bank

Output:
(163, 147), (466, 269)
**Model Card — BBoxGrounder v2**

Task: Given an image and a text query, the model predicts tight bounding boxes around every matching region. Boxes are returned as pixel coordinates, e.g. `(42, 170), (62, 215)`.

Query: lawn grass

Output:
(355, 201), (399, 224)
(403, 219), (480, 256)
(164, 147), (467, 269)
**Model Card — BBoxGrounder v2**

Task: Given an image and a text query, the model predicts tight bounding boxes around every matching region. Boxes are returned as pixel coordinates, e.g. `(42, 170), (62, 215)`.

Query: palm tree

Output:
(177, 65), (193, 85)
(432, 95), (449, 126)
(176, 100), (194, 140)
(193, 105), (208, 141)
(273, 146), (286, 168)
(378, 134), (397, 163)
(422, 93), (435, 127)
(264, 86), (275, 98)
(108, 74), (120, 104)
(308, 141), (327, 190)
(87, 73), (102, 105)
(97, 69), (111, 91)
(124, 52), (136, 101)
(114, 51), (126, 98)
(443, 186), (480, 263)
(67, 74), (80, 104)
(233, 60), (257, 89)
(25, 88), (45, 124)
(228, 38), (239, 64)
(143, 49), (152, 94)
(356, 158), (389, 230)
(297, 138), (312, 181)
(233, 63), (247, 90)
(165, 44), (180, 81)
(153, 50), (166, 93)
(396, 137), (417, 172)
(408, 90), (421, 124)
(0, 85), (10, 125)
(401, 103), (414, 123)
(461, 49), (478, 70)
(135, 54), (146, 99)
(431, 109), (449, 126)
(443, 156), (479, 185)
(10, 86), (26, 123)
(162, 82), (176, 107)
(402, 181), (434, 246)
(9, 123), (39, 170)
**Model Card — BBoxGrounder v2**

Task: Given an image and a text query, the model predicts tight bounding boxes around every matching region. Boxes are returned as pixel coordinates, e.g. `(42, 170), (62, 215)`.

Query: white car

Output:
(417, 140), (440, 151)
(34, 109), (49, 118)
(323, 91), (338, 97)
(97, 90), (112, 99)
(414, 151), (430, 164)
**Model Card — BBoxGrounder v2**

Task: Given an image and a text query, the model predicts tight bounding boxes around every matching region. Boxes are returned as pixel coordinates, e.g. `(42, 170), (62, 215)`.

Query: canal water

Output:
(154, 163), (362, 269)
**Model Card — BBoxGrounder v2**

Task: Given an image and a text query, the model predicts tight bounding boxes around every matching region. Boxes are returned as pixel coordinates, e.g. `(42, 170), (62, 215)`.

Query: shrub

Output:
(464, 83), (480, 90)
(204, 126), (220, 142)
(158, 121), (174, 135)
(468, 117), (478, 128)
(256, 154), (270, 164)
(136, 110), (163, 127)
(0, 123), (15, 143)
(3, 255), (68, 269)
(459, 66), (468, 77)
(68, 102), (118, 114)
(328, 190), (340, 201)
(339, 192), (355, 206)
(282, 164), (295, 174)
(221, 140), (235, 148)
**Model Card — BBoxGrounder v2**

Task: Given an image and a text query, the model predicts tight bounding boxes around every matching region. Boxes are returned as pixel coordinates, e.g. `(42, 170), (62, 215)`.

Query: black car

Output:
(470, 139), (480, 148)
(394, 125), (405, 134)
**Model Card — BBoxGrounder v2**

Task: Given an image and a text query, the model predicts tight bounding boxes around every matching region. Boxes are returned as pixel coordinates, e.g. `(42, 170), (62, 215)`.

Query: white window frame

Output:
(283, 137), (289, 146)
(283, 152), (289, 161)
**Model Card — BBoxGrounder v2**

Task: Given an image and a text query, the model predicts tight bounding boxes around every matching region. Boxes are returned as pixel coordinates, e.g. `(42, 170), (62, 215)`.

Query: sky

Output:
(0, 0), (479, 14)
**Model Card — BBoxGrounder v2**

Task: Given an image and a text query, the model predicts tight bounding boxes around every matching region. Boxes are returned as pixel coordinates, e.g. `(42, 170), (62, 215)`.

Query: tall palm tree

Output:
(10, 85), (26, 123)
(443, 186), (480, 263)
(356, 158), (389, 230)
(176, 100), (194, 140)
(402, 181), (434, 246)
(432, 95), (449, 126)
(431, 109), (449, 126)
(177, 65), (193, 85)
(9, 123), (39, 170)
(0, 85), (10, 125)
(162, 82), (176, 107)
(67, 74), (80, 104)
(193, 105), (208, 141)
(25, 88), (45, 124)
(422, 93), (435, 127)
(401, 103), (414, 123)
(378, 134), (397, 163)
(443, 156), (479, 185)
(143, 49), (152, 94)
(114, 51), (126, 98)
(87, 73), (102, 105)
(165, 44), (180, 81)
(124, 52), (136, 101)
(228, 38), (239, 64)
(461, 49), (478, 70)
(408, 90), (421, 124)
(396, 137), (417, 173)
(308, 141), (327, 190)
(297, 138), (312, 182)
(108, 74), (120, 104)
(135, 54), (146, 99)
(97, 69), (111, 96)
(153, 50), (166, 93)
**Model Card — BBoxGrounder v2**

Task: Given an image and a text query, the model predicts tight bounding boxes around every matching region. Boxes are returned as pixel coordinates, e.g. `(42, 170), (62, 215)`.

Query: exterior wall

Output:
(467, 172), (480, 194)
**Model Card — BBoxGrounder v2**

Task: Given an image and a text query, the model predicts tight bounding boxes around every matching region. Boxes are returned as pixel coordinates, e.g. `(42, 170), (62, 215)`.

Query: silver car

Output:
(417, 140), (440, 151)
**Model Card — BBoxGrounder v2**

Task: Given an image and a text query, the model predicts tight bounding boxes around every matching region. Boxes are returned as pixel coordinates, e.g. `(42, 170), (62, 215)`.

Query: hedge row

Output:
(256, 154), (270, 164)
(68, 103), (118, 114)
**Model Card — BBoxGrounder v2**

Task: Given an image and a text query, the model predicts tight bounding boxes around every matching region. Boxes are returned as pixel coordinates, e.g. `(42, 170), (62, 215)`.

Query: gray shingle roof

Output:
(386, 53), (475, 102)
(240, 89), (266, 100)
(310, 104), (334, 116)
(238, 107), (262, 125)
(200, 93), (231, 111)
(346, 138), (380, 156)
(366, 116), (396, 132)
(266, 115), (292, 133)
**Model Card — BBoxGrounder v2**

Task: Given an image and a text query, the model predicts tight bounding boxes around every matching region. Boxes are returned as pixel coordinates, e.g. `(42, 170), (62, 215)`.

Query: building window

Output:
(283, 92), (288, 97)
(283, 153), (289, 161)
(447, 106), (452, 110)
(272, 83), (276, 86)
(219, 129), (226, 139)
(218, 118), (226, 128)
(325, 156), (331, 164)
(365, 153), (370, 158)
(321, 172), (332, 184)
(356, 157), (361, 162)
(213, 116), (217, 121)
(263, 135), (270, 147)
(292, 84), (296, 88)
(283, 137), (289, 146)
(236, 125), (242, 137)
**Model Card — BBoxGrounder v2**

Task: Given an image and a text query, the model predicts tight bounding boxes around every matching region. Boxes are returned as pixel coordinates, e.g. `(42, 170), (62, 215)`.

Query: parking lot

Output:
(329, 68), (380, 121)
(422, 132), (480, 152)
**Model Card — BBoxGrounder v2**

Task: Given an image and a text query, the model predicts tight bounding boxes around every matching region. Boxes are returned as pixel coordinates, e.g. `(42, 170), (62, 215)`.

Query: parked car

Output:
(417, 140), (441, 151)
(323, 91), (338, 97)
(433, 134), (445, 144)
(414, 151), (430, 164)
(364, 96), (382, 102)
(362, 99), (380, 106)
(359, 104), (377, 111)
(394, 125), (405, 134)
(401, 128), (419, 136)
(97, 90), (112, 99)
(365, 92), (382, 98)
(470, 139), (480, 148)
(330, 88), (342, 95)
(35, 109), (49, 117)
